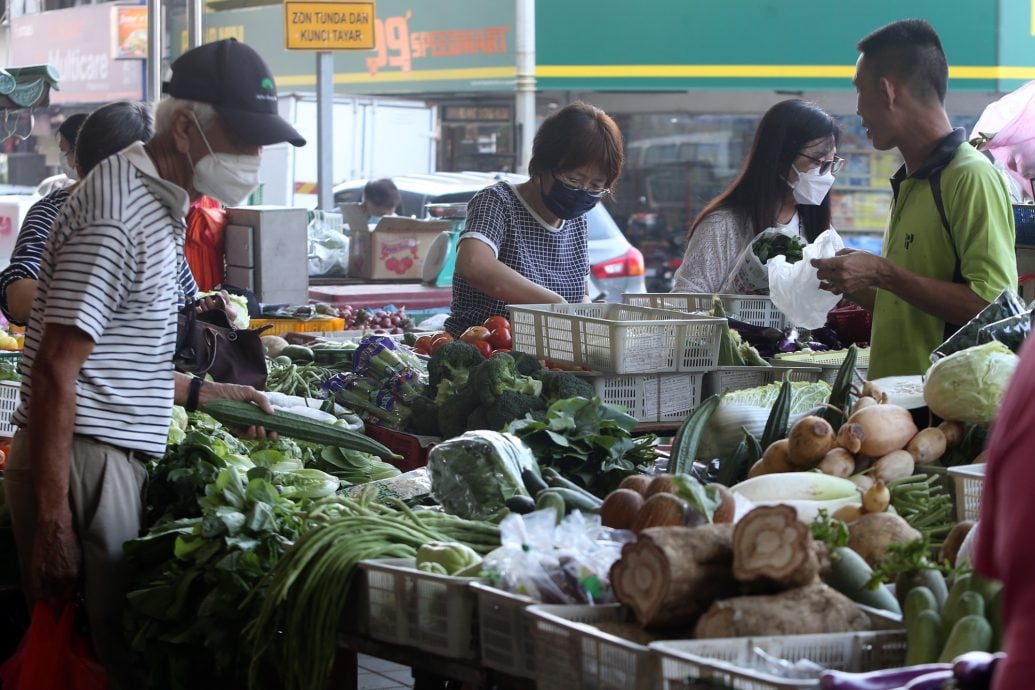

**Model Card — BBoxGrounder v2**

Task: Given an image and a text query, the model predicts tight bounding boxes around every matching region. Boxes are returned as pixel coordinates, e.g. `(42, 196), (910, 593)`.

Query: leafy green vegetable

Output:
(810, 508), (850, 549)
(753, 233), (806, 264)
(508, 397), (659, 498)
(427, 430), (539, 520)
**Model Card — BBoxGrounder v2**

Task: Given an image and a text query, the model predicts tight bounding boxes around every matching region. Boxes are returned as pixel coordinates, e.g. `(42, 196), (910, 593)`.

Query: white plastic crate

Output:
(773, 349), (870, 385)
(947, 463), (985, 522)
(585, 371), (705, 423)
(624, 293), (789, 330)
(507, 302), (725, 374)
(702, 365), (822, 398)
(472, 583), (537, 679)
(0, 381), (20, 438)
(527, 604), (656, 690)
(652, 629), (906, 690)
(358, 557), (480, 659)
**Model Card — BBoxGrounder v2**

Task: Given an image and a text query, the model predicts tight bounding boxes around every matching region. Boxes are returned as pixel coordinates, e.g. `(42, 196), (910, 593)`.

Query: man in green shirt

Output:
(813, 19), (1016, 378)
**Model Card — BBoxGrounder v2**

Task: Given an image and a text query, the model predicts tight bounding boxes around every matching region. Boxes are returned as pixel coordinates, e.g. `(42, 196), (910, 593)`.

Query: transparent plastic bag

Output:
(767, 228), (845, 329)
(307, 210), (350, 277)
(932, 289), (1027, 361)
(480, 509), (633, 604)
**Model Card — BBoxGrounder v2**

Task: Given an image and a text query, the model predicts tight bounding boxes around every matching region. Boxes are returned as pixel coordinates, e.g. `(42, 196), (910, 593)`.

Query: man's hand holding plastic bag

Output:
(768, 228), (845, 329)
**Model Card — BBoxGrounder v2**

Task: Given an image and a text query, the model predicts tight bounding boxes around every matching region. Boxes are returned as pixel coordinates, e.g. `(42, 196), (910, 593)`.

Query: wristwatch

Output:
(186, 376), (204, 412)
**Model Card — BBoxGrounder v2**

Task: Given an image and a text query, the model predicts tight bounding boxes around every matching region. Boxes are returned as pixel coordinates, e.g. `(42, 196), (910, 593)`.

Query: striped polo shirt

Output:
(13, 142), (190, 457)
(0, 188), (199, 325)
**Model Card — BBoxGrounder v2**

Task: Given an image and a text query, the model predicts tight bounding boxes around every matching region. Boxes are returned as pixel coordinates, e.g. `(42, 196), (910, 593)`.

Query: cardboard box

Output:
(342, 203), (449, 280)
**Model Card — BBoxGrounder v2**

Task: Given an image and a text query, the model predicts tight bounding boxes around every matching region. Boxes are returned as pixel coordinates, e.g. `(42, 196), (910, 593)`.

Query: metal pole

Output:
(316, 51), (334, 212)
(146, 0), (163, 103)
(515, 0), (536, 174)
(186, 0), (203, 49)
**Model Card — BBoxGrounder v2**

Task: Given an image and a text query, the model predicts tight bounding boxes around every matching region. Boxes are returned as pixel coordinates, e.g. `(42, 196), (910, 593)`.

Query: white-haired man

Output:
(3, 39), (304, 688)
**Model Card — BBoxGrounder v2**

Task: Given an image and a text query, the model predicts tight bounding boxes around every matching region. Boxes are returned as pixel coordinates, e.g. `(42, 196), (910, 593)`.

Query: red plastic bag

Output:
(184, 195), (227, 292)
(0, 602), (108, 690)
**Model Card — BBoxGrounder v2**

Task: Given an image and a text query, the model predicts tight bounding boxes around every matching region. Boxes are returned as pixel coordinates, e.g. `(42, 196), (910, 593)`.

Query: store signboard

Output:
(284, 1), (374, 51)
(535, 0), (1019, 93)
(10, 4), (145, 104)
(113, 6), (148, 60)
(168, 0), (515, 94)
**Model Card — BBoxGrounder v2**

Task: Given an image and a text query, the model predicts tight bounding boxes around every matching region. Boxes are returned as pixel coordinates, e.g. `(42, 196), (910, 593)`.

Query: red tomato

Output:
(490, 348), (511, 357)
(429, 335), (453, 354)
(483, 315), (511, 332)
(473, 340), (493, 358)
(460, 325), (491, 344)
(414, 335), (434, 351)
(487, 327), (512, 351)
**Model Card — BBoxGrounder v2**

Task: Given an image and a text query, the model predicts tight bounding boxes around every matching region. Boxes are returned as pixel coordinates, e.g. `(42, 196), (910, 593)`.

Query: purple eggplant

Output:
(805, 341), (830, 352)
(820, 664), (951, 690)
(903, 670), (954, 689)
(953, 651), (1006, 690)
(778, 337), (799, 353)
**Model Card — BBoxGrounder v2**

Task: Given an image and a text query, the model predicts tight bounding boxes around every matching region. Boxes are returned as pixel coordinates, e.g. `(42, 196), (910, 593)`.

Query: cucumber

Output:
(201, 399), (397, 459)
(967, 573), (1003, 609)
(535, 490), (566, 524)
(943, 591), (985, 644)
(904, 586), (939, 623)
(280, 345), (315, 362)
(540, 467), (601, 504)
(943, 572), (973, 622)
(897, 568), (949, 611)
(521, 468), (549, 496)
(824, 546), (902, 614)
(938, 615), (993, 663)
(536, 487), (602, 513)
(504, 495), (536, 515)
(987, 587), (1003, 652)
(906, 609), (943, 666)
(669, 394), (721, 475)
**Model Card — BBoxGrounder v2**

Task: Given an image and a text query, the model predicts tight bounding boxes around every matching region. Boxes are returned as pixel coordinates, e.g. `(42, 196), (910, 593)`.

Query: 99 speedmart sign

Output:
(284, 0), (375, 50)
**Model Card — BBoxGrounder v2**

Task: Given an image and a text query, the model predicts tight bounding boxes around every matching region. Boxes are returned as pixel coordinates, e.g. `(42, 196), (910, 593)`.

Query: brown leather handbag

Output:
(174, 304), (271, 389)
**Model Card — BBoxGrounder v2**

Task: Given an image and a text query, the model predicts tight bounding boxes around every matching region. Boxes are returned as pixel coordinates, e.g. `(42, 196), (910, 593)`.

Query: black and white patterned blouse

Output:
(445, 181), (588, 335)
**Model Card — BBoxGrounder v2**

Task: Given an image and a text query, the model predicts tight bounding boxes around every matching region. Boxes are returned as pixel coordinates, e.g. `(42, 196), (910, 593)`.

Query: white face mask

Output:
(789, 164), (836, 206)
(188, 114), (261, 206)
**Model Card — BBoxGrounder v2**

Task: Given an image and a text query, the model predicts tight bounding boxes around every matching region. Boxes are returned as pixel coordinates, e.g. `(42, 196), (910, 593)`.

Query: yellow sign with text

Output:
(284, 1), (375, 51)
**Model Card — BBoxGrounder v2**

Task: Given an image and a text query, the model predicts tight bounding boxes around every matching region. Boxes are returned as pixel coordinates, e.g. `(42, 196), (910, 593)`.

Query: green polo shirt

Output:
(869, 129), (1017, 379)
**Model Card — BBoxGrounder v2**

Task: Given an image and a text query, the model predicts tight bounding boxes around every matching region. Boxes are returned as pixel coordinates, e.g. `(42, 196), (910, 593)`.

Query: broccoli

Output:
(539, 370), (596, 403)
(437, 385), (481, 439)
(467, 353), (543, 405)
(427, 341), (485, 402)
(510, 350), (543, 377)
(408, 395), (442, 436)
(465, 406), (491, 431)
(484, 392), (547, 431)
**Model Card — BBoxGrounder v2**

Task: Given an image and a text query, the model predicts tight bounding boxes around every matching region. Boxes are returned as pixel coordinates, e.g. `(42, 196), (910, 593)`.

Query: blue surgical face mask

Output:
(540, 178), (600, 220)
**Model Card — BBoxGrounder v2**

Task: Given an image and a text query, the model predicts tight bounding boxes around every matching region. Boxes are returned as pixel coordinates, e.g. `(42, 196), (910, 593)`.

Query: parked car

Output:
(333, 172), (647, 300)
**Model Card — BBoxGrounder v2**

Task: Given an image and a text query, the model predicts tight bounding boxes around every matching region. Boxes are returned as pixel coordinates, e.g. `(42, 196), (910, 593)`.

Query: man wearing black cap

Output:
(2, 39), (304, 689)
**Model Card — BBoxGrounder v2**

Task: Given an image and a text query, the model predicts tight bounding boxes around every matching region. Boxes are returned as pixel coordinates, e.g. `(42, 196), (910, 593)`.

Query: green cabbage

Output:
(924, 341), (1019, 424)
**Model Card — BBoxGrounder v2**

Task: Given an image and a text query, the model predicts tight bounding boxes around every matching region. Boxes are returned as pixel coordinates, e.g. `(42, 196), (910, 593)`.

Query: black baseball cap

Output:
(163, 38), (305, 148)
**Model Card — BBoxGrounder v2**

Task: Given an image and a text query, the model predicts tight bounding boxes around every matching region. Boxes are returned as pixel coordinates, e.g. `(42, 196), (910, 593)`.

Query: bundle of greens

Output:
(753, 233), (807, 264)
(508, 397), (659, 497)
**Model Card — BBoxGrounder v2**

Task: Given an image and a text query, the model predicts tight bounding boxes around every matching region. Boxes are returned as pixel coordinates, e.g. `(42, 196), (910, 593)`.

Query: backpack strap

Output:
(928, 168), (965, 339)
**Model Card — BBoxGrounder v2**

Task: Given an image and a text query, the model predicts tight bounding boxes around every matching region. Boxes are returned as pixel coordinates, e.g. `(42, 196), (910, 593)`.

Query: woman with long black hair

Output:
(672, 99), (843, 293)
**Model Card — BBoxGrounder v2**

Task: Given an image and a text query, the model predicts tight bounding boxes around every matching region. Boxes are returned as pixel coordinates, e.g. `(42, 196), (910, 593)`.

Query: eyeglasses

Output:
(798, 152), (846, 176)
(555, 173), (610, 198)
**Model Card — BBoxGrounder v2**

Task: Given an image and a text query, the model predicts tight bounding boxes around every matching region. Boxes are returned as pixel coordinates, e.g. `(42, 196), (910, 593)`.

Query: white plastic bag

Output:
(767, 228), (845, 329)
(722, 226), (801, 294)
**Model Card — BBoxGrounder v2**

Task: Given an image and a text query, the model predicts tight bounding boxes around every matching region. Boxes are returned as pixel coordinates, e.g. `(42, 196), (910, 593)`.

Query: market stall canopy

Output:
(0, 65), (60, 110)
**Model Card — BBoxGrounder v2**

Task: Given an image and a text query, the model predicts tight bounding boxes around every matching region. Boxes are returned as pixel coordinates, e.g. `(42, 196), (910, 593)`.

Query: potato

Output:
(847, 512), (922, 568)
(846, 404), (918, 457)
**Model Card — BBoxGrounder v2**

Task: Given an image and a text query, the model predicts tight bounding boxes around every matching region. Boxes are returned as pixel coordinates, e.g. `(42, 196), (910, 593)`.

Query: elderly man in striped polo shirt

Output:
(2, 39), (305, 688)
